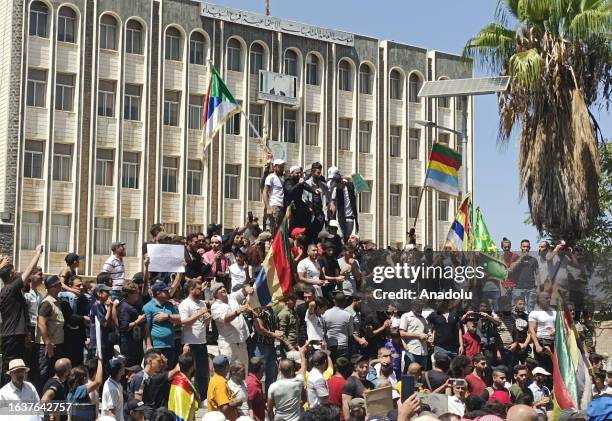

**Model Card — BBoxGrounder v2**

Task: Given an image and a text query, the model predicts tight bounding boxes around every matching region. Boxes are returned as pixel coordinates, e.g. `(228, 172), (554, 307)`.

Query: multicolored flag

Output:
(202, 64), (241, 151)
(424, 142), (462, 196)
(472, 207), (508, 281)
(552, 304), (592, 416)
(168, 371), (200, 421)
(445, 194), (472, 251)
(250, 205), (295, 308)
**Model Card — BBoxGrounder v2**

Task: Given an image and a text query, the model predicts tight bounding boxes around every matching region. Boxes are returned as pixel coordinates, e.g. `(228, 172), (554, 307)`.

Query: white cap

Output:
(329, 220), (340, 228)
(203, 412), (227, 421)
(286, 350), (302, 364)
(532, 367), (551, 376)
(273, 158), (286, 166)
(327, 166), (339, 178)
(289, 165), (301, 173)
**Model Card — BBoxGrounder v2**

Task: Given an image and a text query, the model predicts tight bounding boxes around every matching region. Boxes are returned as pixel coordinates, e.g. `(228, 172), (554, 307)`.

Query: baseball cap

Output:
(212, 355), (229, 371)
(110, 241), (126, 252)
(257, 231), (273, 242)
(273, 158), (286, 166)
(126, 399), (145, 412)
(532, 367), (552, 376)
(433, 352), (451, 364)
(210, 283), (225, 297)
(291, 227), (306, 238)
(318, 230), (333, 240)
(64, 253), (84, 265)
(126, 365), (143, 374)
(151, 281), (170, 293)
(109, 356), (125, 370)
(94, 283), (112, 295)
(332, 173), (343, 182)
(327, 166), (339, 179)
(132, 272), (145, 284)
(44, 275), (61, 289)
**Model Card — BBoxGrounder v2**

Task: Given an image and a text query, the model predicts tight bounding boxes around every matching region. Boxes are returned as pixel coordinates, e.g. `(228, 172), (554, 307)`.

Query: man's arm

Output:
(21, 244), (43, 282)
(263, 185), (271, 211)
(341, 393), (351, 419)
(297, 270), (322, 287)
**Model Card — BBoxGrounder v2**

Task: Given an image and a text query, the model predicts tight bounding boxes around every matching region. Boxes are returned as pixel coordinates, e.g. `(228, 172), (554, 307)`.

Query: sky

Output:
(211, 0), (610, 246)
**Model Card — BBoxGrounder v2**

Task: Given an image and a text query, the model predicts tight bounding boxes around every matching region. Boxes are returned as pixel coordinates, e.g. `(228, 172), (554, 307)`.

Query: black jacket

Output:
(334, 182), (359, 232)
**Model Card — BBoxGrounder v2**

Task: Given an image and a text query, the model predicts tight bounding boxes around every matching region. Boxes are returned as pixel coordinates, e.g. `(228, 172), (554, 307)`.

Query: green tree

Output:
(464, 0), (611, 241)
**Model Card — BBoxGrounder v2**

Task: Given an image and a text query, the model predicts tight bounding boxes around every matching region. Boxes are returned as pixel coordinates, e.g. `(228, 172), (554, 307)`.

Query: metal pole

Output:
(265, 0), (270, 16)
(240, 109), (271, 160)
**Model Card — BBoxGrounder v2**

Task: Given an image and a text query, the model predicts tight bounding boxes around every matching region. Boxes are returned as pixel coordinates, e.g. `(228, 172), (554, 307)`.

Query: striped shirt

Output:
(103, 255), (125, 291)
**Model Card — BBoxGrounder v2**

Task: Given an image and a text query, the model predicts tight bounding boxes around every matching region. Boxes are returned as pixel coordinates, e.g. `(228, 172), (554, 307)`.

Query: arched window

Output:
(284, 49), (298, 77)
(338, 60), (352, 91)
(99, 15), (118, 50)
(126, 20), (143, 55)
(359, 63), (372, 94)
(250, 43), (264, 75)
(409, 73), (422, 103)
(165, 27), (182, 61)
(29, 1), (49, 38)
(227, 38), (242, 72)
(390, 69), (403, 100)
(190, 32), (206, 65)
(57, 7), (76, 43)
(306, 54), (320, 86)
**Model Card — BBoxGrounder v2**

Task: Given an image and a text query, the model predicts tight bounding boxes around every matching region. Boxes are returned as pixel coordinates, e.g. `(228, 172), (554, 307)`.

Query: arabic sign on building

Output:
(201, 3), (355, 46)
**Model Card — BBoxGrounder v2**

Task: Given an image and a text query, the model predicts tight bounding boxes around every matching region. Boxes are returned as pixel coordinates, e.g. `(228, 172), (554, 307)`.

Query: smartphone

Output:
(309, 339), (321, 346)
(401, 375), (415, 402)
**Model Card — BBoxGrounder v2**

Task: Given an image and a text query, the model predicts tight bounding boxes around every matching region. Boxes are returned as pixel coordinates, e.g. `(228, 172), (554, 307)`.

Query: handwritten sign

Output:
(146, 244), (185, 273)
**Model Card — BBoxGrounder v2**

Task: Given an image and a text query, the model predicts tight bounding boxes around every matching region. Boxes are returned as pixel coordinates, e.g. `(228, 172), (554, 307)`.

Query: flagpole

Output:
(411, 186), (427, 230)
(240, 108), (272, 160)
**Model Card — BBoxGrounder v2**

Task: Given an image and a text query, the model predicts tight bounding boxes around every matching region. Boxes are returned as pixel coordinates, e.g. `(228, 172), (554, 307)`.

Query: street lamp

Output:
(414, 119), (467, 196)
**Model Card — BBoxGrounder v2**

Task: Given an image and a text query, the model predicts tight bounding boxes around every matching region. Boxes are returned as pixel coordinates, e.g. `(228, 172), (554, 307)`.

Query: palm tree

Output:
(464, 0), (611, 240)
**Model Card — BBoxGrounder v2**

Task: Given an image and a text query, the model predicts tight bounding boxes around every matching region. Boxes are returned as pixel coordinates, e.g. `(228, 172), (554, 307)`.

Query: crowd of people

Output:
(0, 160), (609, 421)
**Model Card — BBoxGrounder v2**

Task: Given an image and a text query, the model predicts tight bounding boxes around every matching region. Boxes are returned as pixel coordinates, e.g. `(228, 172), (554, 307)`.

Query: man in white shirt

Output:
(102, 241), (126, 300)
(101, 357), (125, 421)
(228, 251), (249, 290)
(0, 359), (41, 421)
(263, 158), (286, 236)
(267, 345), (308, 421)
(178, 279), (211, 399)
(399, 299), (431, 369)
(297, 244), (326, 297)
(306, 350), (329, 408)
(210, 283), (254, 364)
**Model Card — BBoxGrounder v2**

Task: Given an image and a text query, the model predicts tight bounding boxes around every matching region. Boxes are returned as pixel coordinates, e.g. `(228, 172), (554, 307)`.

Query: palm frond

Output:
(463, 23), (516, 73)
(570, 8), (612, 39)
(518, 0), (552, 21)
(509, 49), (544, 89)
(495, 0), (521, 25)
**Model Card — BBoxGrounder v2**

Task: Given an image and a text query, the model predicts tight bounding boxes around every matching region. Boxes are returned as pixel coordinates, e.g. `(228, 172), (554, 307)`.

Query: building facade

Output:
(0, 0), (474, 277)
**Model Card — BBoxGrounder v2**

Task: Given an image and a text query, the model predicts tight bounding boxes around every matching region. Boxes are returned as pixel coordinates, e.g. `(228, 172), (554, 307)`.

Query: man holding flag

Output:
(168, 353), (200, 421)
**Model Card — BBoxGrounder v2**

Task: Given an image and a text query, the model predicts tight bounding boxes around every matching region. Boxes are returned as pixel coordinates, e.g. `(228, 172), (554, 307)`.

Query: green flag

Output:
(473, 208), (508, 281)
(473, 207), (498, 255)
(351, 173), (370, 193)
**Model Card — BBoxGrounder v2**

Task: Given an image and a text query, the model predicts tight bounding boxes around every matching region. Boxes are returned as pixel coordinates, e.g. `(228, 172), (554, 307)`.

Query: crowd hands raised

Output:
(0, 161), (608, 421)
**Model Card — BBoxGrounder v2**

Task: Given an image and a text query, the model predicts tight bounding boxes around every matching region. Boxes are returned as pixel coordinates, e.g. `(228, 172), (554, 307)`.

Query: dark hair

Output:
(514, 364), (529, 374)
(178, 353), (195, 374)
(520, 239), (530, 245)
(334, 357), (352, 378)
(150, 223), (164, 238)
(299, 403), (340, 421)
(465, 395), (484, 412)
(590, 353), (605, 364)
(472, 353), (486, 364)
(492, 366), (507, 377)
(516, 393), (534, 405)
(85, 358), (98, 379)
(122, 281), (138, 296)
(278, 359), (295, 378)
(186, 279), (202, 291)
(144, 350), (161, 365)
(249, 356), (265, 374)
(67, 366), (88, 393)
(186, 233), (199, 242)
(96, 272), (112, 285)
(312, 350), (328, 367)
(450, 355), (471, 377)
(151, 408), (176, 421)
(0, 264), (14, 283)
(311, 162), (323, 171)
(110, 363), (123, 380)
(302, 285), (316, 295)
(314, 296), (328, 309)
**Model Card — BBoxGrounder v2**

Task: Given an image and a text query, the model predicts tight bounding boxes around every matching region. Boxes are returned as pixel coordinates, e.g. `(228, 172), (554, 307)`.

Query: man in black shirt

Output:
(118, 281), (148, 367)
(304, 162), (330, 245)
(283, 165), (320, 229)
(135, 350), (181, 420)
(318, 243), (343, 299)
(184, 234), (209, 279)
(341, 355), (375, 419)
(41, 357), (72, 421)
(296, 285), (315, 346)
(509, 240), (539, 312)
(426, 301), (463, 359)
(0, 244), (43, 386)
(422, 352), (451, 393)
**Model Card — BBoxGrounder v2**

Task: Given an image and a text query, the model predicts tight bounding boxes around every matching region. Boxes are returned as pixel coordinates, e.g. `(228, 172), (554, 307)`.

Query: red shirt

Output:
(246, 373), (265, 421)
(328, 375), (347, 419)
(463, 331), (481, 359)
(465, 372), (488, 398)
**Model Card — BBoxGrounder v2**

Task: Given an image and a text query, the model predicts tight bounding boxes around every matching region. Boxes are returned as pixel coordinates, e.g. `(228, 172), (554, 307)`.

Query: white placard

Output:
(95, 317), (102, 358)
(258, 71), (299, 105)
(146, 244), (185, 273)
